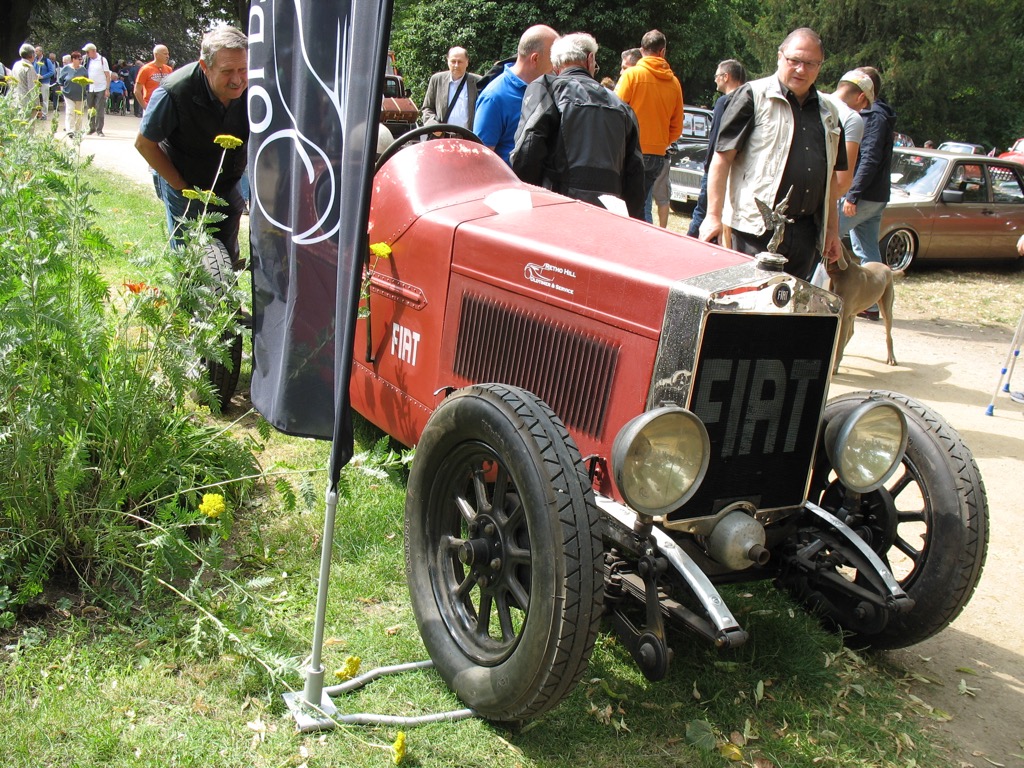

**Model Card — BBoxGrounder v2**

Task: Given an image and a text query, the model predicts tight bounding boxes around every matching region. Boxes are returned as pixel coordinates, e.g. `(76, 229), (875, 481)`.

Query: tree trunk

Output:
(1, 0), (36, 67)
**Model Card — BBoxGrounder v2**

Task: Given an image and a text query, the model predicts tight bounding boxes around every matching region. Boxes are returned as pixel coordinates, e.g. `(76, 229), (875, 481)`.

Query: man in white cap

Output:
(838, 66), (896, 320)
(82, 43), (111, 136)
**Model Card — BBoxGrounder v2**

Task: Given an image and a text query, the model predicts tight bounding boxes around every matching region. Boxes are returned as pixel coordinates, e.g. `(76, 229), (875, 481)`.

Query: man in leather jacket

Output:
(510, 33), (644, 219)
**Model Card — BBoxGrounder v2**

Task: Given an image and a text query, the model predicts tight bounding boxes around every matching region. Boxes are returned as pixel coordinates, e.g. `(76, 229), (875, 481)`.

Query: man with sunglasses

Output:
(699, 27), (846, 281)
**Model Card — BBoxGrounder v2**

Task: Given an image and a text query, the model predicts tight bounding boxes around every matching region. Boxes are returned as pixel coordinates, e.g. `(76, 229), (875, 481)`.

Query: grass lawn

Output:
(0, 164), (958, 768)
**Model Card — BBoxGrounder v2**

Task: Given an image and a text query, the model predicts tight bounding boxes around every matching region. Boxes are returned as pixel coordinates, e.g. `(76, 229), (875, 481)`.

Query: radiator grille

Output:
(453, 293), (619, 438)
(670, 312), (837, 521)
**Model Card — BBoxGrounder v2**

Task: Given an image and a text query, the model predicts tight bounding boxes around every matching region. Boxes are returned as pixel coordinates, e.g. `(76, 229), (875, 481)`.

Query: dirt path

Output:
(80, 116), (1024, 767)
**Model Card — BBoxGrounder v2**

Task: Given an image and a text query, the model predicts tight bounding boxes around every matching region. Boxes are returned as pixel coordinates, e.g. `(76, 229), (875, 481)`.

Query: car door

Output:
(984, 163), (1024, 259)
(927, 161), (997, 258)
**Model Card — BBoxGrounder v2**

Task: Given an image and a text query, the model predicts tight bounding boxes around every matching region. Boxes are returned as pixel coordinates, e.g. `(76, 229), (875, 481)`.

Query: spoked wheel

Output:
(375, 123), (481, 173)
(200, 239), (243, 411)
(799, 390), (988, 648)
(405, 384), (602, 720)
(882, 228), (916, 271)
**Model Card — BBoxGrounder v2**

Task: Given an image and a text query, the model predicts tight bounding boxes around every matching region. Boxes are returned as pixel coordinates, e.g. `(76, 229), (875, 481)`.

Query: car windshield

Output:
(890, 154), (950, 197)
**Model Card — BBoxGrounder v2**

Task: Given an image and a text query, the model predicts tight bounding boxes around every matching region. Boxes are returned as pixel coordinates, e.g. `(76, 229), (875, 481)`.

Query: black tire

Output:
(882, 228), (916, 271)
(805, 390), (988, 648)
(405, 384), (602, 720)
(201, 240), (242, 411)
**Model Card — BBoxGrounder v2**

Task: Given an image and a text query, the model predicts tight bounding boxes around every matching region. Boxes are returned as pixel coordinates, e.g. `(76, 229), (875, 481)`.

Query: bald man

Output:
(473, 24), (559, 164)
(134, 44), (172, 112)
(421, 46), (481, 129)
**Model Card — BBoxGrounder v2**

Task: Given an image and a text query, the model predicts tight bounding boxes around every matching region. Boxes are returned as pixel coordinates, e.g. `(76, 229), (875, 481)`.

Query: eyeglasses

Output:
(781, 54), (823, 71)
(714, 73), (726, 80)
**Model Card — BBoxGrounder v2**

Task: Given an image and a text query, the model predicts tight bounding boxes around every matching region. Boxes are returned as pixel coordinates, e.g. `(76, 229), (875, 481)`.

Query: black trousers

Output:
(730, 215), (820, 281)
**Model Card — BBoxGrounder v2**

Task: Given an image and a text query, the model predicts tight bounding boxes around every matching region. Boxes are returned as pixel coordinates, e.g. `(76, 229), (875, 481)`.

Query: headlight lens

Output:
(825, 400), (908, 493)
(612, 407), (710, 516)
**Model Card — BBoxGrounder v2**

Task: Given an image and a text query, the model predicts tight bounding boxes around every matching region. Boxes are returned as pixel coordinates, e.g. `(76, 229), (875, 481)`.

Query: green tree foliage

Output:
(5, 0), (242, 69)
(390, 0), (763, 108)
(392, 0), (1024, 149)
(753, 0), (1024, 149)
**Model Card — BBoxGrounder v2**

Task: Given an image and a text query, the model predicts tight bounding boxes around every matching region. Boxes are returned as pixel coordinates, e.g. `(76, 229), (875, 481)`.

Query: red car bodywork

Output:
(352, 139), (749, 497)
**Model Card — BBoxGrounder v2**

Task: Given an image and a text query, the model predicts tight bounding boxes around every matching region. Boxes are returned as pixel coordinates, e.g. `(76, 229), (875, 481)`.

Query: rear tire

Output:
(201, 240), (242, 411)
(405, 384), (602, 720)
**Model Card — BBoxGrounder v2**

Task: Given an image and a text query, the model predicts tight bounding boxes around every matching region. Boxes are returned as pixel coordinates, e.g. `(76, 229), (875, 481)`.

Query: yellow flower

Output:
(391, 731), (407, 765)
(198, 493), (226, 518)
(213, 134), (243, 150)
(369, 242), (393, 259)
(72, 76), (93, 86)
(334, 655), (361, 680)
(181, 188), (214, 203)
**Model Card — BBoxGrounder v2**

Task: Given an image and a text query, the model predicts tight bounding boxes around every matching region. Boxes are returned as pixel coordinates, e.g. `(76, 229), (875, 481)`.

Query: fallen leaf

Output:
(958, 679), (981, 697)
(692, 680), (701, 700)
(685, 719), (716, 751)
(956, 666), (979, 676)
(719, 742), (744, 761)
(754, 680), (765, 703)
(247, 716), (267, 744)
(752, 757), (777, 768)
(729, 730), (745, 746)
(384, 625), (402, 636)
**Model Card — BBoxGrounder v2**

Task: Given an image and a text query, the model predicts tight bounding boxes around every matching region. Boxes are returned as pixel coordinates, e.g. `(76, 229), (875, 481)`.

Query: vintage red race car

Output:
(343, 127), (988, 721)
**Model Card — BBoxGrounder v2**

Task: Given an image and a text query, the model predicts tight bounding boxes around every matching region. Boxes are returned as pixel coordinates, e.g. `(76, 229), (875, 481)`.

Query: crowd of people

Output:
(5, 42), (175, 137)
(420, 25), (898, 286)
(7, 24), (899, 290)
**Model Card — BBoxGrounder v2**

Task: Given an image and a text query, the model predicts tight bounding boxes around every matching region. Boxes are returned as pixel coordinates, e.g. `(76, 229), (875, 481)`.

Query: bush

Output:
(0, 98), (257, 609)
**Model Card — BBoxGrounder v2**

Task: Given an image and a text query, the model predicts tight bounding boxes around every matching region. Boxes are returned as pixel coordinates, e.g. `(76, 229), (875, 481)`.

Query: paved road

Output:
(76, 112), (155, 187)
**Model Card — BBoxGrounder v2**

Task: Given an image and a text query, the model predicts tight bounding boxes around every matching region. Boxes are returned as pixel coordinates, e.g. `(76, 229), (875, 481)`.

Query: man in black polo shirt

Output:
(698, 28), (846, 281)
(135, 26), (249, 265)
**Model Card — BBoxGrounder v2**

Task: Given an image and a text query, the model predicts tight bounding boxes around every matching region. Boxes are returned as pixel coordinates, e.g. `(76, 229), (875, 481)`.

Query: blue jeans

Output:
(157, 176), (191, 250)
(642, 154), (667, 224)
(157, 175), (243, 266)
(838, 198), (887, 264)
(687, 171), (709, 238)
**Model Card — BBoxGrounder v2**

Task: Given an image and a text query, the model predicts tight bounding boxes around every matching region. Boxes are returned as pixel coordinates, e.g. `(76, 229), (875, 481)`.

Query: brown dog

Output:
(825, 247), (902, 372)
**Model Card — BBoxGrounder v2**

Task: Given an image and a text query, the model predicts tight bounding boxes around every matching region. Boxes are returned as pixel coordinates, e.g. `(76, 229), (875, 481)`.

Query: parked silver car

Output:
(880, 148), (1024, 270)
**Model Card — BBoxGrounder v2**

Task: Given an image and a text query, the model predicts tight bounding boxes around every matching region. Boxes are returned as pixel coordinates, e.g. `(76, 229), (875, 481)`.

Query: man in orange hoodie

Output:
(615, 30), (683, 225)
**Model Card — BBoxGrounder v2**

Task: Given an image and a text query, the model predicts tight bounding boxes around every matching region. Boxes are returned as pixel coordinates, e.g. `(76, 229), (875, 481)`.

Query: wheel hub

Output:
(458, 515), (506, 588)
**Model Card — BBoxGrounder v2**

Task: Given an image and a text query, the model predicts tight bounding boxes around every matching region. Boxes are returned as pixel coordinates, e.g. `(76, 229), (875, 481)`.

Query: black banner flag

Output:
(247, 0), (393, 479)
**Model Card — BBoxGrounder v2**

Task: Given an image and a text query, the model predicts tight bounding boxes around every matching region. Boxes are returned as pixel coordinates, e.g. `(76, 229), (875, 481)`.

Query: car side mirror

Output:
(941, 189), (965, 203)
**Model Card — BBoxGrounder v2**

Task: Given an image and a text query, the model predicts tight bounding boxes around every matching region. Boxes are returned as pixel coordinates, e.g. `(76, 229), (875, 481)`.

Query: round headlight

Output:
(824, 400), (908, 493)
(612, 407), (710, 516)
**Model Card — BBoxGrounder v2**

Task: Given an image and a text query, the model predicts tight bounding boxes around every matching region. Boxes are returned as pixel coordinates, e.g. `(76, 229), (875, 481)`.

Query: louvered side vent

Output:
(454, 293), (619, 438)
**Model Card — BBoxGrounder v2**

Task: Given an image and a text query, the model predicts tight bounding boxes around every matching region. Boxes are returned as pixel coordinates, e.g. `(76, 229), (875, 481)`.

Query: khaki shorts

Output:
(652, 157), (670, 205)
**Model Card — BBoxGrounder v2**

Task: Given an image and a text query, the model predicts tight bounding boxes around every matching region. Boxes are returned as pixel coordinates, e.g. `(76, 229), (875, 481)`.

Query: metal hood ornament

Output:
(753, 186), (794, 271)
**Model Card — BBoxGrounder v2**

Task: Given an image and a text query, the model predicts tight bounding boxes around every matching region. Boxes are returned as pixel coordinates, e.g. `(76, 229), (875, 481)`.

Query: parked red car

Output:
(999, 137), (1024, 165)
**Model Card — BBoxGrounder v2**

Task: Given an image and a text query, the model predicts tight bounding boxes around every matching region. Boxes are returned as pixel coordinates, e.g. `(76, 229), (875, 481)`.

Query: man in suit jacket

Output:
(421, 47), (481, 129)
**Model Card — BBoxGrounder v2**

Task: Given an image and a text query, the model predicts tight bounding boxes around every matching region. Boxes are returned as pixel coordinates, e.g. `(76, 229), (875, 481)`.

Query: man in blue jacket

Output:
(34, 46), (56, 118)
(838, 66), (896, 319)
